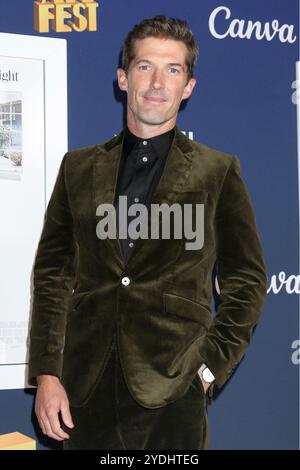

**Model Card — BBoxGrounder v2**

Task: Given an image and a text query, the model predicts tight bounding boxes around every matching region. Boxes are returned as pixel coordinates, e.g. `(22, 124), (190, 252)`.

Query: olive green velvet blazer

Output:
(28, 125), (267, 409)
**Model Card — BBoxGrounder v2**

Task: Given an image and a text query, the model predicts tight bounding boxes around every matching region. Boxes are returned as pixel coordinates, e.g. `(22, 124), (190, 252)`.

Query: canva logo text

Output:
(209, 5), (296, 44)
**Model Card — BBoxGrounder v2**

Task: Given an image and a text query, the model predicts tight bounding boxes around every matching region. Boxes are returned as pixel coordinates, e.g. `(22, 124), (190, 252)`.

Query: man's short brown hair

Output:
(121, 15), (199, 83)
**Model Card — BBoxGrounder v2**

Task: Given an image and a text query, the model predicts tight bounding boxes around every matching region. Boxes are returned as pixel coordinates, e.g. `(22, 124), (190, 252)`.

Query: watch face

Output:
(202, 367), (215, 383)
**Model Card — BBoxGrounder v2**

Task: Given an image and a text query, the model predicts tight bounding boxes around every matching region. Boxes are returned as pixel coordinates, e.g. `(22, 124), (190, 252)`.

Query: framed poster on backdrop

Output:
(0, 33), (67, 389)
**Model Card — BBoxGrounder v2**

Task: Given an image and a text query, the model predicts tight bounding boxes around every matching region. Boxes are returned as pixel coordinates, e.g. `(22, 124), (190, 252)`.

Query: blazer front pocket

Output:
(69, 290), (90, 312)
(163, 292), (212, 330)
(69, 285), (101, 312)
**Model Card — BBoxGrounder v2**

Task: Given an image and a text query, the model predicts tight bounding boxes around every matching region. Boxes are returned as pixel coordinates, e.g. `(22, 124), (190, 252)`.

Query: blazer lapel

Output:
(93, 126), (196, 268)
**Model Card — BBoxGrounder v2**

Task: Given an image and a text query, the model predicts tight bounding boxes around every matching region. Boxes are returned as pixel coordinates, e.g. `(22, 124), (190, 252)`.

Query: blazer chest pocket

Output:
(172, 190), (208, 206)
(163, 292), (212, 330)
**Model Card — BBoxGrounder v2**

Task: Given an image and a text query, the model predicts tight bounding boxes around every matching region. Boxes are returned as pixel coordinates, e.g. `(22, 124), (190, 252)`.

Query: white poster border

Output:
(0, 32), (68, 389)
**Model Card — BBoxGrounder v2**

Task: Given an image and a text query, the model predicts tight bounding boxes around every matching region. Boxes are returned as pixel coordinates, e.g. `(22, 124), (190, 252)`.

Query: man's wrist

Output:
(36, 374), (60, 386)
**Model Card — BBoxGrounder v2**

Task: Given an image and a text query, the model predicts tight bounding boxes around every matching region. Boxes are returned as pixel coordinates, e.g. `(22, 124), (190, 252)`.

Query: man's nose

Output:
(150, 69), (165, 89)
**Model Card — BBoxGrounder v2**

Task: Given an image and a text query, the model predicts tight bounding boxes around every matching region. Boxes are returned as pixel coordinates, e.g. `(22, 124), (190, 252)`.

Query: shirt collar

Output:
(123, 125), (175, 160)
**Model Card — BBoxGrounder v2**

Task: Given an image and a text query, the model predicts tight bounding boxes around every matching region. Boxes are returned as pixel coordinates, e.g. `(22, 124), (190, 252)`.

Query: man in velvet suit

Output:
(28, 15), (267, 450)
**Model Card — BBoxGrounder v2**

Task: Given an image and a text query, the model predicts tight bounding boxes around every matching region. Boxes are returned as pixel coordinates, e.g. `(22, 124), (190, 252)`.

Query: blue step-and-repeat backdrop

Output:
(0, 0), (298, 450)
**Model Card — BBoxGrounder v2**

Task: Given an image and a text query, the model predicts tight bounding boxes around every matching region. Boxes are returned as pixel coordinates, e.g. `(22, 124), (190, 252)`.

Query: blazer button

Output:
(121, 276), (130, 286)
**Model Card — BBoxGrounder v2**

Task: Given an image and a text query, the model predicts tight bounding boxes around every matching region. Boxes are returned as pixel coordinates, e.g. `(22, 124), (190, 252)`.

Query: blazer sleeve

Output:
(198, 155), (268, 389)
(28, 152), (77, 386)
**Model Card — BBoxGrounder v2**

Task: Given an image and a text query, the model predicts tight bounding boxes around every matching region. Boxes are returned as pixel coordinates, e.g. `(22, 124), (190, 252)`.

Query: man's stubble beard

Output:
(128, 100), (175, 127)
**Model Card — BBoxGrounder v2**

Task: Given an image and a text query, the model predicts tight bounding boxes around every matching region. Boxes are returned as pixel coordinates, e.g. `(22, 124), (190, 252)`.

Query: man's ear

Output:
(182, 77), (197, 100)
(117, 68), (128, 92)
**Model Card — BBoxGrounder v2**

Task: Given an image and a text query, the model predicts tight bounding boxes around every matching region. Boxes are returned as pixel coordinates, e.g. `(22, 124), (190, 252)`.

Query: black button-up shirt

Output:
(113, 125), (175, 265)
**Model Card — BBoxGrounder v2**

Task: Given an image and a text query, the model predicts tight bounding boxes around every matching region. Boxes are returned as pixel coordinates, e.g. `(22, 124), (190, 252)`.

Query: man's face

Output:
(117, 36), (196, 128)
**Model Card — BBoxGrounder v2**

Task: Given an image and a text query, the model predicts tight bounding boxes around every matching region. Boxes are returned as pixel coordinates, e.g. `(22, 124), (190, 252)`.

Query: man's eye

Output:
(139, 65), (151, 71)
(169, 68), (180, 75)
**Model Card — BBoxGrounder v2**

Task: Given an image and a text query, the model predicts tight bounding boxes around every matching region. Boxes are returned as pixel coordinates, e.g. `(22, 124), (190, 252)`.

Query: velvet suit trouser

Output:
(62, 341), (210, 450)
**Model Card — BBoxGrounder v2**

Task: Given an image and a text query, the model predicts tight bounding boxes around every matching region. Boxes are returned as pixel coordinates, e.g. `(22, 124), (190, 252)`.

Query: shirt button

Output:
(142, 156), (148, 162)
(129, 242), (134, 248)
(134, 197), (139, 203)
(121, 276), (130, 286)
(142, 140), (148, 146)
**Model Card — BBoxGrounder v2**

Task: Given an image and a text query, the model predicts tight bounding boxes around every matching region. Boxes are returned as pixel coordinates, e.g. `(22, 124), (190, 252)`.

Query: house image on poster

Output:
(0, 92), (22, 180)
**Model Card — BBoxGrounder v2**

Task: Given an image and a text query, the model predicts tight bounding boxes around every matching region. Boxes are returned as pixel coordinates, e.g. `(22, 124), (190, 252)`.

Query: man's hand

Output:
(35, 375), (74, 441)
